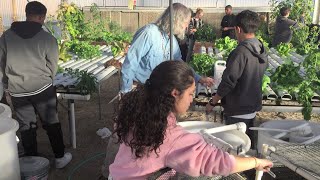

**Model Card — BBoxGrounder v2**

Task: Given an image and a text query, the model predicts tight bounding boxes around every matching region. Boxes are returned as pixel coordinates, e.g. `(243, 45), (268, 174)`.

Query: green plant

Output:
(70, 40), (101, 59)
(276, 43), (293, 57)
(291, 25), (320, 55)
(270, 50), (320, 120)
(189, 54), (217, 76)
(194, 24), (216, 42)
(58, 41), (72, 62)
(65, 68), (98, 95)
(270, 0), (313, 24)
(215, 37), (238, 59)
(262, 75), (271, 92)
(57, 3), (85, 40)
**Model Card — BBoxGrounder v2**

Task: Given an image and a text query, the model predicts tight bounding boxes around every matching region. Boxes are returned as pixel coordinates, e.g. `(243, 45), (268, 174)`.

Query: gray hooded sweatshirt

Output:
(0, 21), (58, 96)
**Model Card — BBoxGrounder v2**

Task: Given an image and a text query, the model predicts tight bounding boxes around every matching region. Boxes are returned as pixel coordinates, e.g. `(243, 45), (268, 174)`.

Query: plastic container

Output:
(257, 120), (320, 154)
(200, 46), (206, 54)
(20, 156), (50, 180)
(0, 103), (12, 118)
(0, 117), (20, 180)
(212, 60), (226, 90)
(178, 121), (251, 155)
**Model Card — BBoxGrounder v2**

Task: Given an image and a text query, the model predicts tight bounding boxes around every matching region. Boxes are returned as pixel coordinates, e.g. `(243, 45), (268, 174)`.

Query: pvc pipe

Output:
(77, 56), (113, 72)
(261, 106), (320, 113)
(95, 57), (125, 82)
(57, 93), (90, 101)
(275, 89), (292, 101)
(201, 122), (247, 134)
(263, 85), (278, 100)
(250, 127), (290, 132)
(201, 132), (236, 154)
(313, 0), (320, 24)
(302, 135), (320, 144)
(59, 59), (76, 68)
(85, 58), (110, 73)
(272, 123), (309, 139)
(267, 148), (319, 180)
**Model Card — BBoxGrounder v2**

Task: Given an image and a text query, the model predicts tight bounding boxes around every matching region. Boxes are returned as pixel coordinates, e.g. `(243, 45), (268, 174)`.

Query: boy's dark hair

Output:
(280, 7), (290, 16)
(235, 10), (260, 33)
(25, 1), (47, 16)
(225, 5), (232, 10)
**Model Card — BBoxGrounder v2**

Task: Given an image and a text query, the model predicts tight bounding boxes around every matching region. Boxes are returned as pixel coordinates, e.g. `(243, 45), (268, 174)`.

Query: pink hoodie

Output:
(109, 112), (236, 179)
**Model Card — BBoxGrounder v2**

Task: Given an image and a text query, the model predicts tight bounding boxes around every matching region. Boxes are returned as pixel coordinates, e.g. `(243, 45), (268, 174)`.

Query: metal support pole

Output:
(169, 0), (173, 60)
(313, 0), (320, 24)
(68, 99), (76, 149)
(98, 83), (102, 120)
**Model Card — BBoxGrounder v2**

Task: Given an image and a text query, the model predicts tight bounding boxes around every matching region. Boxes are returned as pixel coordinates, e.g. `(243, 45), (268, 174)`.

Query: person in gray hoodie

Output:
(0, 1), (72, 168)
(207, 10), (268, 149)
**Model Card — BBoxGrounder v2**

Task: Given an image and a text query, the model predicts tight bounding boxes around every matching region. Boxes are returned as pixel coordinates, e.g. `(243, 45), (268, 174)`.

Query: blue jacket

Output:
(121, 23), (200, 93)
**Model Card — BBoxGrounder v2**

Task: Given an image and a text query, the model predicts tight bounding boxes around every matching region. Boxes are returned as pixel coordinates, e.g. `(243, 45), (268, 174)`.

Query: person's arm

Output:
(231, 156), (273, 173)
(121, 28), (151, 93)
(46, 36), (59, 78)
(165, 131), (272, 177)
(166, 132), (236, 177)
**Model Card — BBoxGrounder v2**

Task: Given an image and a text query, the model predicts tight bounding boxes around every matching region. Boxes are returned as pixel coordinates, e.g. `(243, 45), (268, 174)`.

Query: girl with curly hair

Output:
(109, 61), (272, 179)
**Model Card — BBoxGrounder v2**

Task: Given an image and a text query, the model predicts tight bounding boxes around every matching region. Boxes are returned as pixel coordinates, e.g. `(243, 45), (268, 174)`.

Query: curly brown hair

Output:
(114, 61), (194, 158)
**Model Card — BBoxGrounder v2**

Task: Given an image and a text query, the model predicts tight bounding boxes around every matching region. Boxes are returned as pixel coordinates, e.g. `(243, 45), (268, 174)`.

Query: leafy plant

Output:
(291, 25), (320, 55)
(57, 66), (64, 73)
(262, 75), (271, 92)
(276, 43), (293, 57)
(57, 3), (85, 40)
(58, 41), (72, 62)
(65, 68), (98, 95)
(189, 54), (217, 76)
(70, 40), (101, 59)
(270, 60), (302, 91)
(270, 0), (313, 24)
(215, 37), (238, 59)
(195, 24), (216, 42)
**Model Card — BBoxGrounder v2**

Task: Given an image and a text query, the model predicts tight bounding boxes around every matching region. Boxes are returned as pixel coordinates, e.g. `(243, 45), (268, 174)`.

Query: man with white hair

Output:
(120, 3), (213, 93)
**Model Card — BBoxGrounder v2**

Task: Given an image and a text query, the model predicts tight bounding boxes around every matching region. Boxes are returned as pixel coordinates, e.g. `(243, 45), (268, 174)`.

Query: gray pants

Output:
(11, 85), (59, 131)
(11, 85), (65, 158)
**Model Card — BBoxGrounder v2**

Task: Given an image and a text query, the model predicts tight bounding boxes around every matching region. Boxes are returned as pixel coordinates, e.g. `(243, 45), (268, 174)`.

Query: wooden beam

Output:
(12, 0), (17, 22)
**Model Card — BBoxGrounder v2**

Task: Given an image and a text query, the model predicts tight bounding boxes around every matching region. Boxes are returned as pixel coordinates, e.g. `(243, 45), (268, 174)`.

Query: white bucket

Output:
(20, 156), (50, 180)
(0, 103), (12, 118)
(0, 117), (20, 180)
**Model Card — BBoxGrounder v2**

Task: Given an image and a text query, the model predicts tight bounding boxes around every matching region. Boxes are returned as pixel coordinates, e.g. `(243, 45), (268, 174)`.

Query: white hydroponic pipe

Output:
(59, 59), (76, 68)
(275, 89), (292, 101)
(313, 0), (320, 24)
(267, 147), (319, 180)
(77, 55), (113, 72)
(261, 106), (320, 113)
(200, 122), (247, 134)
(263, 85), (278, 100)
(95, 57), (125, 82)
(56, 93), (90, 101)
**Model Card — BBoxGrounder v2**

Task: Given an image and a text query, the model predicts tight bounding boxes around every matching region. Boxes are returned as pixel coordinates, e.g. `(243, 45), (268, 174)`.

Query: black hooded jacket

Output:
(11, 21), (43, 39)
(217, 38), (268, 116)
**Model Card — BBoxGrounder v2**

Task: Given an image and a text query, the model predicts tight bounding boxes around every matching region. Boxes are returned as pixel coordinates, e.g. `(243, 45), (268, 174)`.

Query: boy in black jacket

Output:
(207, 10), (268, 149)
